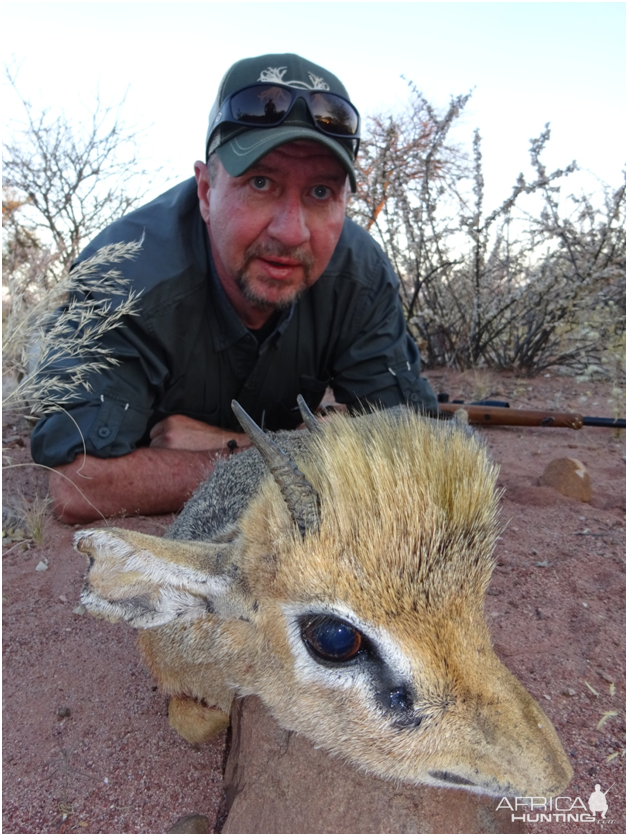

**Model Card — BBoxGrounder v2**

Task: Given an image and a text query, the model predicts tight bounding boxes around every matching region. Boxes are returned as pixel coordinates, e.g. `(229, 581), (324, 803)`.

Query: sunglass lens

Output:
(309, 93), (359, 136)
(231, 86), (293, 125)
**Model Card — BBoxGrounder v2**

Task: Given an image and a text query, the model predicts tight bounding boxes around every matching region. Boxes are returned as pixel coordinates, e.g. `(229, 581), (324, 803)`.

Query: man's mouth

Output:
(256, 256), (303, 281)
(243, 243), (315, 283)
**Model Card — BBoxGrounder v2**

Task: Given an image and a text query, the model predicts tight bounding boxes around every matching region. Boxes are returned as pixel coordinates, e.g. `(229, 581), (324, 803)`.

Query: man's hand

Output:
(149, 415), (251, 453)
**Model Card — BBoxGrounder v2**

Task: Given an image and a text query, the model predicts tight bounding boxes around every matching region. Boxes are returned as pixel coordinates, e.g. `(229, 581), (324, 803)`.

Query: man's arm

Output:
(50, 416), (250, 524)
(330, 271), (437, 413)
(319, 219), (437, 415)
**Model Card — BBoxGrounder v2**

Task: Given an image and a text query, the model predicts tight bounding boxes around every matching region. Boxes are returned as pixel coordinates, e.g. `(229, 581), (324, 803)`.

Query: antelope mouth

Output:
(429, 770), (477, 787)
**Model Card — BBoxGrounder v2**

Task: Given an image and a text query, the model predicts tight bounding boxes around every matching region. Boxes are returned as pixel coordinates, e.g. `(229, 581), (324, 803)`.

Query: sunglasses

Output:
(212, 83), (361, 151)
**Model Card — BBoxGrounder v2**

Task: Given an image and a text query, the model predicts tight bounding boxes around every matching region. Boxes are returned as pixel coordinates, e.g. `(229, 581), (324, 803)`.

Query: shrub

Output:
(350, 84), (626, 377)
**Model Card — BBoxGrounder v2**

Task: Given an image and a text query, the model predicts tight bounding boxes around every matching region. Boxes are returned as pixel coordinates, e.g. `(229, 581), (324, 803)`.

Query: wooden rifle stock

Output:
(438, 403), (626, 430)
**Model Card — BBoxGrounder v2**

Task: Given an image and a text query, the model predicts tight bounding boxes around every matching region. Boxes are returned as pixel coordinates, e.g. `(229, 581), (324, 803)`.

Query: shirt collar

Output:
(206, 235), (295, 351)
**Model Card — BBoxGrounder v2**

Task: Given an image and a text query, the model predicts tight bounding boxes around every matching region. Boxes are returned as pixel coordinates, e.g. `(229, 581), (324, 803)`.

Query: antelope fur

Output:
(77, 406), (572, 798)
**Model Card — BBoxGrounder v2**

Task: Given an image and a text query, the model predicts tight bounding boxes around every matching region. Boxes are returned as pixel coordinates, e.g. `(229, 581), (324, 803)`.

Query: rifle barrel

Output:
(583, 416), (626, 428)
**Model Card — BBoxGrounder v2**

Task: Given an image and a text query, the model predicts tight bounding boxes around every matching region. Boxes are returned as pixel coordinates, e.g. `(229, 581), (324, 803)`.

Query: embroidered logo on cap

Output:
(258, 66), (330, 90)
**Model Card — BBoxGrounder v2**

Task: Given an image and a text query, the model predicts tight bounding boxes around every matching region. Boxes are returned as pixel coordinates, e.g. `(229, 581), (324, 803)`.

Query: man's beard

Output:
(235, 242), (316, 311)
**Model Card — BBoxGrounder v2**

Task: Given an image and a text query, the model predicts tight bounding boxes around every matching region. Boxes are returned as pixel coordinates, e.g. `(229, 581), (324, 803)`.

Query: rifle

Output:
(436, 396), (626, 430)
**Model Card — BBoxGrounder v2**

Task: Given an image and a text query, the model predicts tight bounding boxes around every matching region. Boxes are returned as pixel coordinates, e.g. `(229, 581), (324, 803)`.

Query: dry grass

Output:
(2, 239), (143, 417)
(468, 369), (493, 401)
(3, 492), (51, 545)
(18, 492), (51, 544)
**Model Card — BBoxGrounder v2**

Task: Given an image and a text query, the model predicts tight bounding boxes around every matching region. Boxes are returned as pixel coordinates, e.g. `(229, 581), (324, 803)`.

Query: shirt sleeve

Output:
(29, 305), (168, 467)
(330, 251), (438, 415)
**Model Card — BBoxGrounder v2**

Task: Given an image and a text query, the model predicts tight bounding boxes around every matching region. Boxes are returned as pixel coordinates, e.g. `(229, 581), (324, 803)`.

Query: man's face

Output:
(196, 142), (349, 315)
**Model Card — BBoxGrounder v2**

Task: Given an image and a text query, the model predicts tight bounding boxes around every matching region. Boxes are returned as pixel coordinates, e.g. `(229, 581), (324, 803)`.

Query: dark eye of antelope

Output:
(301, 615), (363, 663)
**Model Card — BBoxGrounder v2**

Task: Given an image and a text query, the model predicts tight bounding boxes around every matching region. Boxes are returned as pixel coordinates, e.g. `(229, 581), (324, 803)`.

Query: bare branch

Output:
(3, 64), (156, 277)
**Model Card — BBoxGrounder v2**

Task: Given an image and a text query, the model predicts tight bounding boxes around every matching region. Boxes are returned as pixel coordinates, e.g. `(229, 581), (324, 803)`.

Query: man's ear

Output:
(76, 527), (247, 628)
(194, 160), (211, 223)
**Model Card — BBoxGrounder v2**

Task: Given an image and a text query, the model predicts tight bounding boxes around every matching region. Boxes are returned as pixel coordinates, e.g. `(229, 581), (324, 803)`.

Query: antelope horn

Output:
(231, 401), (320, 537)
(297, 394), (323, 434)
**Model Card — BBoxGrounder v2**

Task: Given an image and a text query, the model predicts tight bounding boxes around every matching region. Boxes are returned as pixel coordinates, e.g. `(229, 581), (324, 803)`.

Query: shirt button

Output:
(98, 426), (111, 438)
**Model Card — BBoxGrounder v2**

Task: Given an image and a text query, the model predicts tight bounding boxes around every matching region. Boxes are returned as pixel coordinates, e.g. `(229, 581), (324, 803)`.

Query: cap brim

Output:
(216, 126), (357, 192)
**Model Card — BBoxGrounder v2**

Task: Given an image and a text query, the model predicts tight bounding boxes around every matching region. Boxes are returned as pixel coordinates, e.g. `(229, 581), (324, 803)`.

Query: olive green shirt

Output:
(30, 179), (436, 467)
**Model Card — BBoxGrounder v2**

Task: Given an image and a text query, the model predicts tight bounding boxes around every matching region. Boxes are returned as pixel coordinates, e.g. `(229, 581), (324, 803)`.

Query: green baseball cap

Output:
(206, 53), (359, 191)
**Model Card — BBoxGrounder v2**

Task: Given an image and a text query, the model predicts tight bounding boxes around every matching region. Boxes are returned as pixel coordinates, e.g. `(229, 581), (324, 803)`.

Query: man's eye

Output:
(251, 176), (270, 191)
(311, 185), (332, 200)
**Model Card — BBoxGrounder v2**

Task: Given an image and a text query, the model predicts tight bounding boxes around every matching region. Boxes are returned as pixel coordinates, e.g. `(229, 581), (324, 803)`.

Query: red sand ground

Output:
(3, 369), (625, 834)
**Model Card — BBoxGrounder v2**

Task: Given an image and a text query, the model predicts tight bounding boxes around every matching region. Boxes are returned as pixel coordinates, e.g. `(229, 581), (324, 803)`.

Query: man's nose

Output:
(266, 194), (310, 247)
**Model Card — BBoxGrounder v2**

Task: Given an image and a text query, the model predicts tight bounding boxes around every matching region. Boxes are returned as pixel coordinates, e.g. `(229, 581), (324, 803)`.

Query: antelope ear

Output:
(76, 527), (246, 628)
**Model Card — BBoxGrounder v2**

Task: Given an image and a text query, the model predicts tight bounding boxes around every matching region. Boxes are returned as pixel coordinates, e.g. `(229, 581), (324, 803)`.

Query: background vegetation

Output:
(3, 69), (149, 416)
(349, 80), (625, 380)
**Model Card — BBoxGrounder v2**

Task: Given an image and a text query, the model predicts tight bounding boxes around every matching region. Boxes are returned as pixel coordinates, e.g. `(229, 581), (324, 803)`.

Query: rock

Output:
(3, 435), (25, 447)
(538, 458), (592, 502)
(221, 697), (524, 834)
(167, 813), (211, 833)
(35, 561), (48, 572)
(2, 506), (22, 531)
(562, 688), (577, 697)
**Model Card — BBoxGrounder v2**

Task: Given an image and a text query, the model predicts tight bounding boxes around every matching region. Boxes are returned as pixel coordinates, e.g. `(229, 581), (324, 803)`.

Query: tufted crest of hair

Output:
(238, 410), (501, 617)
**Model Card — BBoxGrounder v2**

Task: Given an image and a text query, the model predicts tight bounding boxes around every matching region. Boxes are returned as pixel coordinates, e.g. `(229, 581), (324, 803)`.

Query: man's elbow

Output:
(49, 465), (102, 525)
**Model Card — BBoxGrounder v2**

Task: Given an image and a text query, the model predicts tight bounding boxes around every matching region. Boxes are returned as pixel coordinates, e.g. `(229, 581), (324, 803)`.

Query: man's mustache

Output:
(243, 242), (315, 277)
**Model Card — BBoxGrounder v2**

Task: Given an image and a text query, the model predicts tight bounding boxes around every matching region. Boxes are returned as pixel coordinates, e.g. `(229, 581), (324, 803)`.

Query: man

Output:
(31, 53), (437, 524)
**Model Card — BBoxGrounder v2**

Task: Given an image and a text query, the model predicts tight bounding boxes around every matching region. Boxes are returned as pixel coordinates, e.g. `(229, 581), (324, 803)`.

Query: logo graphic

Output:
(258, 67), (330, 90)
(496, 784), (615, 824)
(588, 783), (613, 818)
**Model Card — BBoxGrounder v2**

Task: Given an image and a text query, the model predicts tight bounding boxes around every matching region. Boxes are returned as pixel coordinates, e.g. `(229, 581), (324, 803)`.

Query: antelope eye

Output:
(301, 616), (362, 663)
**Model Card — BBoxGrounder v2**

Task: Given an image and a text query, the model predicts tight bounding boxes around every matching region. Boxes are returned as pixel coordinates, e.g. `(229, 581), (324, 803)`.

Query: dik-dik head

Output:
(77, 403), (572, 798)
